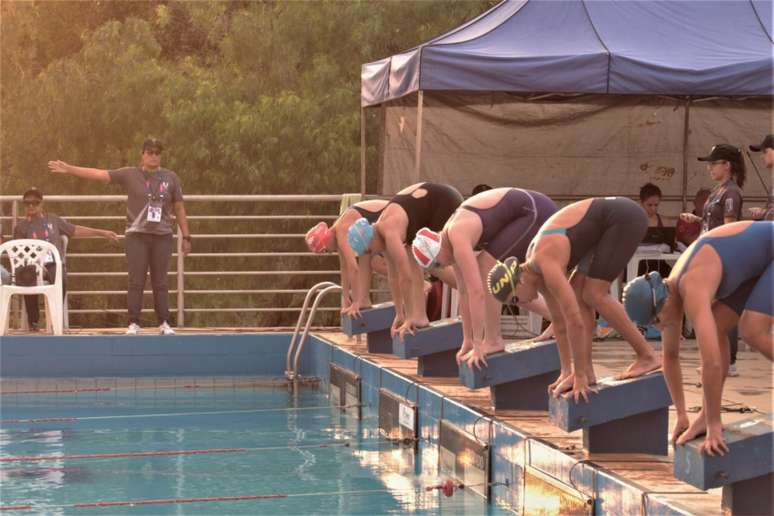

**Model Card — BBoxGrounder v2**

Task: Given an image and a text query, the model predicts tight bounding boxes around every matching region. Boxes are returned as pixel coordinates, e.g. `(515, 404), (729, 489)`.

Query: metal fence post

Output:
(177, 226), (185, 327)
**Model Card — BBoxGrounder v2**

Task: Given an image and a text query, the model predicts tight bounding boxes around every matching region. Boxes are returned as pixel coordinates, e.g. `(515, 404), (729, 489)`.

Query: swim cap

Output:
(487, 257), (521, 304)
(623, 271), (669, 326)
(347, 217), (373, 256)
(305, 222), (332, 253)
(411, 227), (441, 269)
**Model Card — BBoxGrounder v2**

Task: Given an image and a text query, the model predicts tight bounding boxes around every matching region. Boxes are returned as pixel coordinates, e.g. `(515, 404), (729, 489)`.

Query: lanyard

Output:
(142, 169), (166, 200)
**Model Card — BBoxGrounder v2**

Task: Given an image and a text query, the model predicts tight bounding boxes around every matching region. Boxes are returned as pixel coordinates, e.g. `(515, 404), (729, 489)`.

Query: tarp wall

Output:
(380, 93), (771, 211)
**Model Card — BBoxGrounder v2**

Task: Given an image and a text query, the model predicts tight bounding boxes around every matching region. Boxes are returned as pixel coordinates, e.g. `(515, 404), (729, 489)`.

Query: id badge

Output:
(147, 202), (163, 223)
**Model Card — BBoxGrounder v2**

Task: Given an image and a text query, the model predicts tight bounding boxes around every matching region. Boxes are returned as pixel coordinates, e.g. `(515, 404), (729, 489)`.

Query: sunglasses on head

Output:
(23, 199), (41, 206)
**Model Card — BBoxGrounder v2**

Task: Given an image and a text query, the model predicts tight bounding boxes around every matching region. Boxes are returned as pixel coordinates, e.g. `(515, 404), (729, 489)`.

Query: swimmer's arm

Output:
(542, 265), (586, 372)
(452, 264), (474, 343)
(335, 225), (359, 304)
(452, 243), (486, 343)
(685, 295), (725, 435)
(337, 253), (352, 306)
(661, 320), (687, 418)
(383, 230), (408, 320)
(540, 289), (571, 374)
(383, 228), (414, 305)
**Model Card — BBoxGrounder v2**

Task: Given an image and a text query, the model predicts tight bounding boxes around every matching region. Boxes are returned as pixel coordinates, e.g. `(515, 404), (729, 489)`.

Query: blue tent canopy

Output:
(361, 0), (774, 106)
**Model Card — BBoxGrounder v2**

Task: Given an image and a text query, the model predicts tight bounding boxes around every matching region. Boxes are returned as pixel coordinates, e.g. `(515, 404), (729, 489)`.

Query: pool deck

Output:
(317, 331), (773, 516)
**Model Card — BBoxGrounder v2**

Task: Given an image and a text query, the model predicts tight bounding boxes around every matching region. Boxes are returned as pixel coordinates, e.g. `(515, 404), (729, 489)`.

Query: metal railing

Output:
(0, 194), (379, 328)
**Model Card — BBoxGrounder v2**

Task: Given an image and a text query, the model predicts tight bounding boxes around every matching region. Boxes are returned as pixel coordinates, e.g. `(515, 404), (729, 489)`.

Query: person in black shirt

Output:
(13, 187), (118, 330)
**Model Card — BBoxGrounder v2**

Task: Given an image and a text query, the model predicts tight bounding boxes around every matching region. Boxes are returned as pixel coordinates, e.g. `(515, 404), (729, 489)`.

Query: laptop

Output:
(642, 226), (677, 252)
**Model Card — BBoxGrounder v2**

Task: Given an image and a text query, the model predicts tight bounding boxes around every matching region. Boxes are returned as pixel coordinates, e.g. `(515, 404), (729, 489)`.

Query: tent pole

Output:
(414, 90), (424, 183)
(681, 98), (691, 211)
(360, 107), (367, 195)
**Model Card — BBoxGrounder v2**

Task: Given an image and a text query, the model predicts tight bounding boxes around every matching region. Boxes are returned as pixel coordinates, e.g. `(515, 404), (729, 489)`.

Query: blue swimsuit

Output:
(677, 221), (773, 315)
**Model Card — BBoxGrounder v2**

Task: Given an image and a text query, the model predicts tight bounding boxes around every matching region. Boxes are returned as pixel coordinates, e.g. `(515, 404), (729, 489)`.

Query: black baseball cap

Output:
(697, 144), (741, 162)
(749, 134), (773, 152)
(142, 138), (164, 152)
(22, 187), (43, 200)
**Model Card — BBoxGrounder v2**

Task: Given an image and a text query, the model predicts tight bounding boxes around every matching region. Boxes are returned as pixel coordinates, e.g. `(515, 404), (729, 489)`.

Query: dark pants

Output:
(125, 232), (173, 325)
(24, 263), (66, 327)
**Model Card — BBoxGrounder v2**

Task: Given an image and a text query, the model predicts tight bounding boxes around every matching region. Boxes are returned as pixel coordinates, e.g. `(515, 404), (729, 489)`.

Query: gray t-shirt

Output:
(13, 213), (76, 258)
(108, 167), (184, 235)
(702, 179), (743, 233)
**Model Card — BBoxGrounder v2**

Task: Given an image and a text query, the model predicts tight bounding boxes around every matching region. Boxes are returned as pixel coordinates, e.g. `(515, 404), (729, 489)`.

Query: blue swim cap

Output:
(623, 271), (669, 326)
(347, 217), (374, 256)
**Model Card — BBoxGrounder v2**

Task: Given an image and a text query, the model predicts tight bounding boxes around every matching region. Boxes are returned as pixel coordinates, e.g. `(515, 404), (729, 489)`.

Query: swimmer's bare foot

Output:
(676, 415), (707, 446)
(397, 317), (430, 341)
(533, 323), (554, 342)
(617, 355), (662, 380)
(548, 372), (570, 393)
(480, 339), (505, 355)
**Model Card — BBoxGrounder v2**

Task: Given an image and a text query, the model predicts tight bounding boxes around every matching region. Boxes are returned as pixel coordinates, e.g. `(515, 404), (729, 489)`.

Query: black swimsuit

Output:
(352, 205), (383, 224)
(388, 183), (463, 243)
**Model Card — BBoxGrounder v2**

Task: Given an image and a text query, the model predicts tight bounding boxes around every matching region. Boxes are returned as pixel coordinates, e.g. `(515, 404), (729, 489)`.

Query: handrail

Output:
(291, 284), (342, 381)
(286, 282), (339, 379)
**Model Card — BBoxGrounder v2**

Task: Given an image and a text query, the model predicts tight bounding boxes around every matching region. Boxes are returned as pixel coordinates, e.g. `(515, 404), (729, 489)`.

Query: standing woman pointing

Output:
(48, 138), (191, 335)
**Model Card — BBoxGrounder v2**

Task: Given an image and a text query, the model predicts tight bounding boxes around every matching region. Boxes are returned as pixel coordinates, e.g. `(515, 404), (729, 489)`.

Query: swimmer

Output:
(624, 221), (772, 456)
(348, 183), (463, 339)
(410, 187), (557, 369)
(305, 200), (388, 317)
(486, 197), (662, 403)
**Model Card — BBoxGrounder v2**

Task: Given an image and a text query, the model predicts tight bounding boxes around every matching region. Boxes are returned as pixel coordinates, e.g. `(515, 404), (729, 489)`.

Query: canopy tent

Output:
(359, 0), (773, 209)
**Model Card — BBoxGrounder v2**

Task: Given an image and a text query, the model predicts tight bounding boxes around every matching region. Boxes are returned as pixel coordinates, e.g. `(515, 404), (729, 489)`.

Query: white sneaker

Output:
(727, 363), (739, 377)
(159, 321), (175, 336)
(126, 323), (140, 335)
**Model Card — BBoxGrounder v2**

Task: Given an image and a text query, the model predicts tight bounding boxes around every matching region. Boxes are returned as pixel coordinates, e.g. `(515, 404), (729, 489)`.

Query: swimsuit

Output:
(388, 183), (464, 243)
(352, 205), (383, 224)
(461, 188), (556, 260)
(677, 221), (773, 315)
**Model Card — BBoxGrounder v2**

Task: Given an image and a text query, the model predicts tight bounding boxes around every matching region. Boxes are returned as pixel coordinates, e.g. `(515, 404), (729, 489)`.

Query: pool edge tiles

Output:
(0, 333), (293, 377)
(309, 333), (715, 516)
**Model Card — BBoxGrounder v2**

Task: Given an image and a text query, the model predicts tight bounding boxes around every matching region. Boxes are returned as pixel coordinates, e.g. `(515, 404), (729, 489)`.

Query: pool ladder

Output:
(285, 281), (342, 384)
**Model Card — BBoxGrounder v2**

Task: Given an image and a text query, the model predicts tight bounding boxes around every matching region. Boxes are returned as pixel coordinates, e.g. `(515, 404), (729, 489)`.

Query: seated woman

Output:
(623, 221), (772, 456)
(348, 182), (463, 338)
(638, 182), (676, 276)
(485, 197), (662, 402)
(409, 187), (557, 368)
(305, 199), (388, 317)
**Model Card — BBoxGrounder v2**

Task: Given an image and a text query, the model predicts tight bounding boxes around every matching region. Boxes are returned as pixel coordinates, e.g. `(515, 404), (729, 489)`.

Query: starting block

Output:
(340, 302), (395, 353)
(458, 340), (559, 410)
(674, 413), (773, 516)
(549, 371), (672, 455)
(392, 318), (462, 377)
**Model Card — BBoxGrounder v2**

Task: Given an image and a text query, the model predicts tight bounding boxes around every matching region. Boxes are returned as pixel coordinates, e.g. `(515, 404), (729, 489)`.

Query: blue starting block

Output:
(458, 340), (559, 410)
(674, 413), (773, 516)
(549, 371), (672, 455)
(392, 318), (462, 377)
(340, 302), (395, 353)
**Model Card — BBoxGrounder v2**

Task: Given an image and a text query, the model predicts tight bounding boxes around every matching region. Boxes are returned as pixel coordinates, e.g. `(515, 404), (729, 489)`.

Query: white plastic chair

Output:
(0, 239), (64, 335)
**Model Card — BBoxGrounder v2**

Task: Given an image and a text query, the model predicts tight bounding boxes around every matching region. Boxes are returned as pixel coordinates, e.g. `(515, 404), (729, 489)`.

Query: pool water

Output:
(0, 381), (511, 514)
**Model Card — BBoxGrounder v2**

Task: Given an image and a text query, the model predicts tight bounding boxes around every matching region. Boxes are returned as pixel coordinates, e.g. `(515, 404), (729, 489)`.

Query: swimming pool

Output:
(0, 380), (511, 514)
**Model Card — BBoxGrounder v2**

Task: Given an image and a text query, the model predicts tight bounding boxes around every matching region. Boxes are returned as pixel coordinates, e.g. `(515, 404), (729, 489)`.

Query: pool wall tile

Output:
(594, 470), (643, 516)
(441, 397), (487, 438)
(527, 439), (595, 498)
(644, 495), (694, 516)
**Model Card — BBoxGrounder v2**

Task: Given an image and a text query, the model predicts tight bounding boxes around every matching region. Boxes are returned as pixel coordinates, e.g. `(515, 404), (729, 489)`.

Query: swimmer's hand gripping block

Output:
(391, 318), (463, 377)
(458, 340), (559, 410)
(674, 413), (773, 515)
(549, 371), (672, 455)
(340, 302), (395, 353)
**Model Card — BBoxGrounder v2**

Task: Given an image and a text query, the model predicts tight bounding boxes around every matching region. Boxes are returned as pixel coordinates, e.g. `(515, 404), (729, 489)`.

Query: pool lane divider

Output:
(0, 442), (353, 463)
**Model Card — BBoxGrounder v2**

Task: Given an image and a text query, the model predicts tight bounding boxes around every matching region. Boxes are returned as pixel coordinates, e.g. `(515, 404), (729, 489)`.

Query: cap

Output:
(22, 187), (43, 200)
(411, 227), (441, 269)
(697, 144), (741, 162)
(142, 138), (164, 152)
(623, 271), (669, 326)
(305, 222), (332, 253)
(487, 257), (521, 304)
(347, 217), (374, 256)
(749, 134), (774, 152)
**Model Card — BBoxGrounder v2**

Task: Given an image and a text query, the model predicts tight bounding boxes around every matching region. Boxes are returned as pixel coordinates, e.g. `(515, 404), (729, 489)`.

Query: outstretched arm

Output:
(48, 160), (110, 183)
(661, 318), (688, 444)
(72, 225), (119, 242)
(174, 202), (192, 256)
